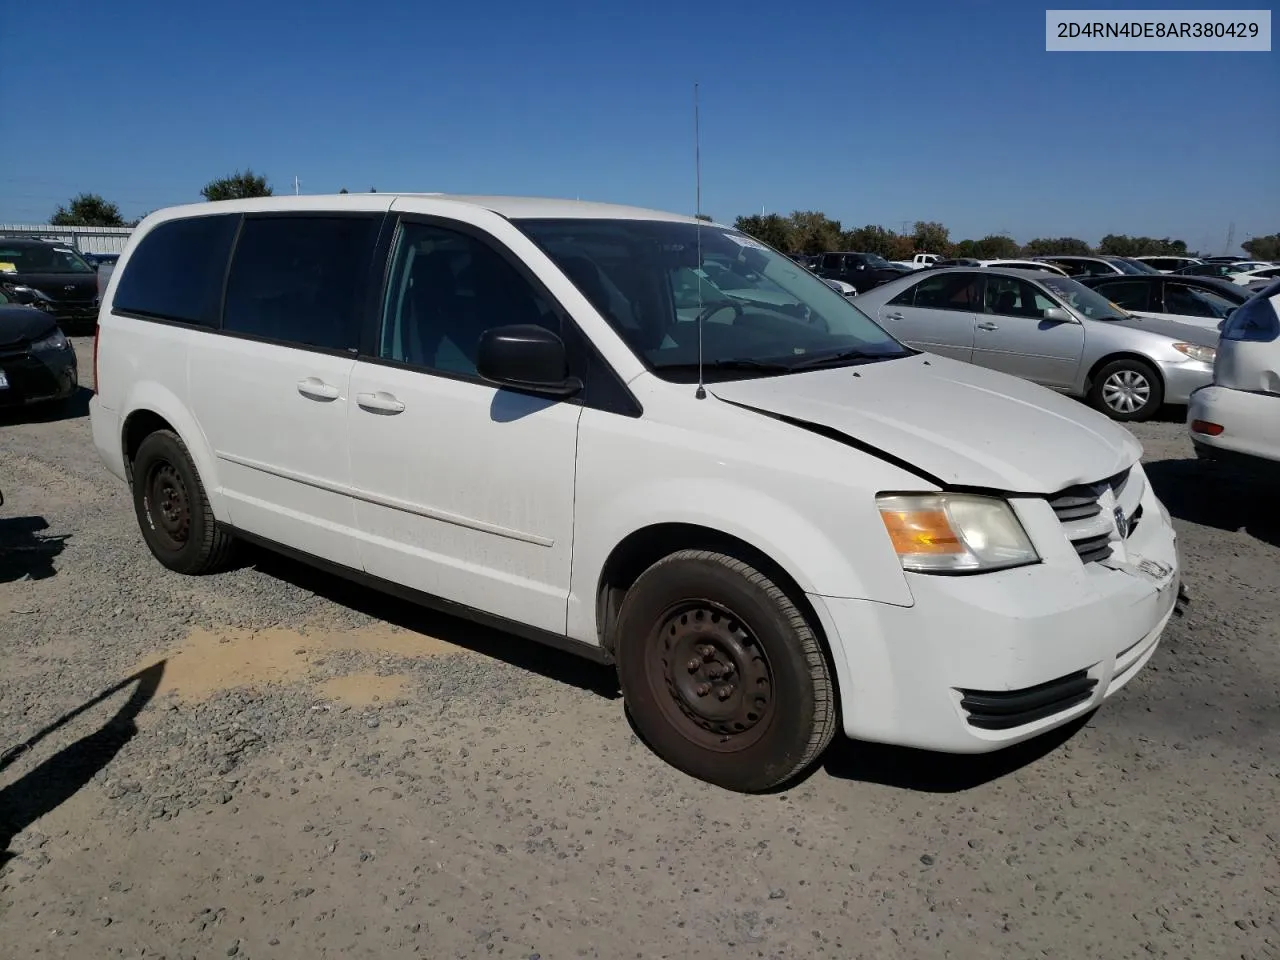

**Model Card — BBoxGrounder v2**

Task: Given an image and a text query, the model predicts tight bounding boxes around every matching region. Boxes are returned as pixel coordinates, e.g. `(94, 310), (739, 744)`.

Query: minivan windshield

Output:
(0, 243), (94, 275)
(514, 219), (914, 380)
(1040, 276), (1130, 320)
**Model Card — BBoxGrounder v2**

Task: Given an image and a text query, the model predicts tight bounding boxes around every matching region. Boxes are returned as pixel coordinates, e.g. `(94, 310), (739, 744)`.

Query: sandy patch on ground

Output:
(139, 623), (462, 701)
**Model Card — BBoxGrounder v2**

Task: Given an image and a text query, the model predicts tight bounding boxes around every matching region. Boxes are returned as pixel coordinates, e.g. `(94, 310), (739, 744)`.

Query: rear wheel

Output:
(615, 549), (837, 793)
(131, 429), (236, 574)
(1088, 358), (1164, 421)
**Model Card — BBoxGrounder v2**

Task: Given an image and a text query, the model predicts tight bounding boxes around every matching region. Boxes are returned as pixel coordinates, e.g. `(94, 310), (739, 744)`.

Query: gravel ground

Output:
(1, 337), (1277, 960)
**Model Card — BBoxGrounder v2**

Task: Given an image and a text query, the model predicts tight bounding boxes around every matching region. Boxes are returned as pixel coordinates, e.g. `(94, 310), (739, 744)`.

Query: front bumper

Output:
(1158, 358), (1215, 405)
(0, 347), (78, 407)
(1188, 384), (1280, 469)
(809, 470), (1181, 753)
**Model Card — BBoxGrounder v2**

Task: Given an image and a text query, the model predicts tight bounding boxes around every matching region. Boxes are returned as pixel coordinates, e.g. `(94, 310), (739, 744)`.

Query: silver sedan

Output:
(854, 267), (1221, 421)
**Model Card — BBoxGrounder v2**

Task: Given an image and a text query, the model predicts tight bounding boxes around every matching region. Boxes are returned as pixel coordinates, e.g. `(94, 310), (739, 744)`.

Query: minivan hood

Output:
(709, 354), (1142, 494)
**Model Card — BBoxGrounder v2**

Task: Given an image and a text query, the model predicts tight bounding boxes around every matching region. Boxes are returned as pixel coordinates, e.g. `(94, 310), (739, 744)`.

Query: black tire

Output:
(1088, 357), (1164, 421)
(131, 429), (236, 574)
(615, 549), (837, 793)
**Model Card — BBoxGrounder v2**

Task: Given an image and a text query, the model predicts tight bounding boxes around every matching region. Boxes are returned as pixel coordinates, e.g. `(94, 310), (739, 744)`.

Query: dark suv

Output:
(814, 251), (910, 293)
(0, 238), (100, 332)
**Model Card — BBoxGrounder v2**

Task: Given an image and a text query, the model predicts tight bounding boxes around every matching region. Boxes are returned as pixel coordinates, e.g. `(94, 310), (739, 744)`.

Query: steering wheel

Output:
(693, 299), (746, 326)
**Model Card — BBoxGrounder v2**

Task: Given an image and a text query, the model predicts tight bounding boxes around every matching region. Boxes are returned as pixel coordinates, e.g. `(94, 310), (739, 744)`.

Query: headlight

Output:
(31, 329), (70, 353)
(876, 493), (1040, 573)
(1172, 342), (1216, 364)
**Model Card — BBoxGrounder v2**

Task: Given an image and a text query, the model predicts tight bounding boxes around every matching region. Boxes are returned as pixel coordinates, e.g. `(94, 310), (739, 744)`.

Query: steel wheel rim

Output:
(647, 600), (775, 753)
(145, 461), (191, 550)
(1102, 370), (1150, 414)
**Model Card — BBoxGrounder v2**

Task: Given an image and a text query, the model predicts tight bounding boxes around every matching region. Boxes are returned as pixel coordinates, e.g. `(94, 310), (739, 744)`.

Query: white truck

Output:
(891, 252), (942, 270)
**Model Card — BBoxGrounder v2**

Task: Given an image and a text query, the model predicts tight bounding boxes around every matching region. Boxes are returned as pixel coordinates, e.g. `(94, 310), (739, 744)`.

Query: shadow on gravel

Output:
(0, 661), (165, 871)
(1144, 458), (1280, 548)
(0, 386), (93, 425)
(249, 549), (621, 700)
(0, 516), (69, 583)
(819, 712), (1093, 793)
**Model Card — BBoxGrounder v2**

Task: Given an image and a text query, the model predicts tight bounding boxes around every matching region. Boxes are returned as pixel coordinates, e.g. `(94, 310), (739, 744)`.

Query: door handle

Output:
(976, 321), (999, 331)
(885, 312), (905, 321)
(297, 377), (340, 401)
(356, 391), (405, 414)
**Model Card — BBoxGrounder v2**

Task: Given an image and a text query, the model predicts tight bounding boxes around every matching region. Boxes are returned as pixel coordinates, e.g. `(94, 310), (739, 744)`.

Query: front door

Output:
(970, 274), (1085, 388)
(346, 216), (582, 635)
(875, 271), (981, 362)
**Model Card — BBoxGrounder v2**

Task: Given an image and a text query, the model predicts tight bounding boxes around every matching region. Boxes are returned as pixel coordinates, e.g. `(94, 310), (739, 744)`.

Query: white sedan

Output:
(1188, 281), (1280, 474)
(1231, 264), (1280, 286)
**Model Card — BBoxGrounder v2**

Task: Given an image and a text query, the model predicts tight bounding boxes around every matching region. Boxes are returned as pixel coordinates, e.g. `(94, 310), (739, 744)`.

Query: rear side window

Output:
(222, 215), (382, 351)
(1092, 279), (1152, 312)
(112, 214), (240, 325)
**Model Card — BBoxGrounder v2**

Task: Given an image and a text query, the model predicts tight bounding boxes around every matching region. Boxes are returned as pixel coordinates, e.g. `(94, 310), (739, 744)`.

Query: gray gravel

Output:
(1, 338), (1277, 959)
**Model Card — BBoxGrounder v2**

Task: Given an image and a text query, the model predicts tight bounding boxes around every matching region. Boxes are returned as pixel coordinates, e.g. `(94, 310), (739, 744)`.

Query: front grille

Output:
(1046, 467), (1143, 564)
(958, 670), (1098, 730)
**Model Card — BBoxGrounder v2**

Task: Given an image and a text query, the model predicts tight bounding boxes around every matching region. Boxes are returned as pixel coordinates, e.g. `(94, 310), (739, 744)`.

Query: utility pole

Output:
(1224, 221), (1235, 255)
(293, 175), (300, 196)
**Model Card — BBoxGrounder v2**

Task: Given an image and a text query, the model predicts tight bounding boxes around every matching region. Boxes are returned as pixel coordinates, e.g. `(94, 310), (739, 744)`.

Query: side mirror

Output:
(476, 324), (582, 397)
(1042, 306), (1075, 323)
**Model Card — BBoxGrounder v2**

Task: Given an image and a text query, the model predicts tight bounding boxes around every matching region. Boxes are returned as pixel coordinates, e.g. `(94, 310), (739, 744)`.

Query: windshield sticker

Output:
(0, 262), (15, 273)
(724, 233), (769, 251)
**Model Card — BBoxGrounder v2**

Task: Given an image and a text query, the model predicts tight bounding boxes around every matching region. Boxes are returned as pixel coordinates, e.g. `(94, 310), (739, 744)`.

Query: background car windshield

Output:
(514, 219), (911, 380)
(0, 244), (94, 274)
(1040, 276), (1128, 320)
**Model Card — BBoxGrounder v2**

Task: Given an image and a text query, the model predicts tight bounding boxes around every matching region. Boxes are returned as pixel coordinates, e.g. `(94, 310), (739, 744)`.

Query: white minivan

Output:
(90, 194), (1184, 792)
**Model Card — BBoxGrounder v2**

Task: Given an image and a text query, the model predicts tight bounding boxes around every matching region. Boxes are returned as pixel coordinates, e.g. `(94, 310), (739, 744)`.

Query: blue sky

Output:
(3, 0), (1276, 251)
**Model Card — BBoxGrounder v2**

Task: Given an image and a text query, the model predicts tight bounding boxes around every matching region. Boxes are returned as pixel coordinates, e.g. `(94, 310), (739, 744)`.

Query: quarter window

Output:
(112, 214), (240, 326)
(378, 220), (559, 376)
(222, 215), (381, 351)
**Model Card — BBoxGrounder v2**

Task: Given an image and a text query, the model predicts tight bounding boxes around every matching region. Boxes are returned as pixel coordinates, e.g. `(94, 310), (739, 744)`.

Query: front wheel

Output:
(615, 550), (837, 793)
(1088, 358), (1164, 421)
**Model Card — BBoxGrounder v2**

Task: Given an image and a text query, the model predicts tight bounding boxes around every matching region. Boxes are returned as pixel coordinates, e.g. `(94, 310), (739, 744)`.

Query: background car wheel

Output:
(1089, 358), (1164, 421)
(615, 549), (837, 793)
(131, 429), (236, 574)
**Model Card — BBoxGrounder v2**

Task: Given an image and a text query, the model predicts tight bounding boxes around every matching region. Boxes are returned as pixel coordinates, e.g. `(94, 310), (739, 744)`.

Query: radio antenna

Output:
(694, 80), (706, 400)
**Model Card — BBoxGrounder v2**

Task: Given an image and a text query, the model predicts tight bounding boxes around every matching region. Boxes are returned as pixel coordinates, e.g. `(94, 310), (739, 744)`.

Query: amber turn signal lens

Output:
(1190, 419), (1224, 436)
(879, 507), (964, 555)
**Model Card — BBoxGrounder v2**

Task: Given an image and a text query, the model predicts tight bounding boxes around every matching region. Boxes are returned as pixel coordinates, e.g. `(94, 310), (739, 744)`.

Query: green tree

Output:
(968, 235), (1021, 259)
(1242, 233), (1280, 260)
(911, 220), (950, 255)
(694, 213), (713, 222)
(338, 187), (349, 194)
(1021, 237), (1093, 256)
(201, 169), (273, 202)
(788, 210), (843, 255)
(733, 214), (795, 252)
(840, 224), (898, 258)
(50, 193), (124, 227)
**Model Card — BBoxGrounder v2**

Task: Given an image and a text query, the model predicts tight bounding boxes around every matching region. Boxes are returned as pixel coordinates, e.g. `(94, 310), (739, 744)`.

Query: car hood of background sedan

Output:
(710, 353), (1143, 494)
(0, 305), (59, 348)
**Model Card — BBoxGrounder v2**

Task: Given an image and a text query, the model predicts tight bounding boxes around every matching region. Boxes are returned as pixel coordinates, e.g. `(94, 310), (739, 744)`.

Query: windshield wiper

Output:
(789, 348), (906, 370)
(655, 358), (796, 372)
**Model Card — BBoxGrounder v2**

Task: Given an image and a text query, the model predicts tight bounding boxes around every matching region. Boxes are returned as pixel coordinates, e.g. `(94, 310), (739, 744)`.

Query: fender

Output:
(566, 476), (917, 647)
(119, 380), (228, 522)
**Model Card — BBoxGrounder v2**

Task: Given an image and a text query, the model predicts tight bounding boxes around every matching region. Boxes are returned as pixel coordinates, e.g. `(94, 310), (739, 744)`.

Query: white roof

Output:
(137, 192), (710, 227)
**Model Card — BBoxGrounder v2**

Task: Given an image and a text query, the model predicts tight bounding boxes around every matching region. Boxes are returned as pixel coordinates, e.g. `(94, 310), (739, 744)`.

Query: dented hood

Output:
(710, 354), (1143, 494)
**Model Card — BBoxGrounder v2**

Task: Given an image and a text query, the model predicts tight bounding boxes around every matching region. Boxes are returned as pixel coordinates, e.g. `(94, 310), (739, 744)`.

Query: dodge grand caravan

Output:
(90, 194), (1184, 792)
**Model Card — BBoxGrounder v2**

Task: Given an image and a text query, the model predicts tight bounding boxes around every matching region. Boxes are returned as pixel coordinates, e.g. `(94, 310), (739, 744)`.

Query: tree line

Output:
(47, 169), (372, 228)
(39, 184), (1280, 262)
(731, 211), (1280, 263)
